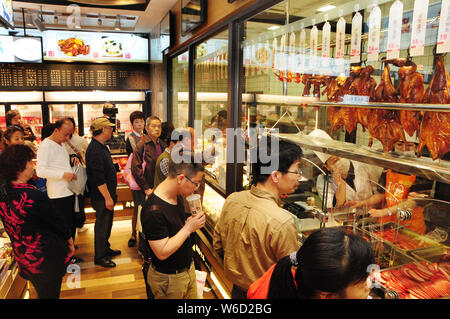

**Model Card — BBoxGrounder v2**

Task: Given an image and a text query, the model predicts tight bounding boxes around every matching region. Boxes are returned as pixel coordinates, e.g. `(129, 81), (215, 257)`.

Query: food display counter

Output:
(170, 0), (450, 299)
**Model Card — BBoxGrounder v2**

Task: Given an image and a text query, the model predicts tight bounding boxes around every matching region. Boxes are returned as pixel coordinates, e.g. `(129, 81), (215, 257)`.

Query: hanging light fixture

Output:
(53, 13), (58, 24)
(97, 15), (102, 26)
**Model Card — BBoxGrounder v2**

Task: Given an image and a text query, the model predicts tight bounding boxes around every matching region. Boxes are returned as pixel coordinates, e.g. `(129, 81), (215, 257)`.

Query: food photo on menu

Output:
(0, 35), (42, 63)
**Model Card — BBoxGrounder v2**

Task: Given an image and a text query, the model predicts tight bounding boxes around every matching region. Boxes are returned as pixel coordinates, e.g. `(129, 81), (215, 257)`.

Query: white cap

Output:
(308, 129), (333, 163)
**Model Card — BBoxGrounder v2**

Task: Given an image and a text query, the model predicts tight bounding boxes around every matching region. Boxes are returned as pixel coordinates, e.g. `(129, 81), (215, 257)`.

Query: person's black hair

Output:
(2, 125), (24, 143)
(129, 111), (146, 126)
(41, 123), (56, 140)
(5, 110), (20, 126)
(168, 152), (205, 179)
(251, 138), (303, 185)
(267, 228), (374, 299)
(160, 122), (175, 146)
(0, 144), (35, 185)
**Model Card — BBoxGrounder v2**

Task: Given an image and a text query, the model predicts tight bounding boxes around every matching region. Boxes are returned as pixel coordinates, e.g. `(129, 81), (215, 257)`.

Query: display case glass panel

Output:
(82, 103), (104, 135)
(194, 29), (229, 192)
(172, 51), (189, 129)
(0, 105), (5, 131)
(49, 104), (78, 125)
(10, 104), (42, 139)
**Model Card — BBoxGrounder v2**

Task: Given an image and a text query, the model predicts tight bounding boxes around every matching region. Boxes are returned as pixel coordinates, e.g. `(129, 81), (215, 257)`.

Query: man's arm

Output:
(131, 141), (151, 195)
(97, 184), (114, 210)
(149, 212), (205, 261)
(36, 142), (75, 181)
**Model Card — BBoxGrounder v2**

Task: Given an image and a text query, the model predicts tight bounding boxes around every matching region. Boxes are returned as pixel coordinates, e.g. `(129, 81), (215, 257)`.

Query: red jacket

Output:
(247, 264), (296, 299)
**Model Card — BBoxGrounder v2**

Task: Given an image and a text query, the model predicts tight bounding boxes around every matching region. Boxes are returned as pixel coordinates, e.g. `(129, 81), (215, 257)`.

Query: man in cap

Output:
(86, 117), (121, 268)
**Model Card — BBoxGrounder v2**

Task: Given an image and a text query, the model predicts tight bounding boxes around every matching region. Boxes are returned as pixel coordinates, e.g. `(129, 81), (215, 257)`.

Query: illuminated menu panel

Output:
(0, 63), (150, 90)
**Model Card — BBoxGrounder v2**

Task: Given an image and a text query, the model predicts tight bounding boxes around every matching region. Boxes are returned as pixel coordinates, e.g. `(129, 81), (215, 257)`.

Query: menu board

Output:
(39, 30), (149, 63)
(0, 36), (43, 63)
(0, 63), (150, 90)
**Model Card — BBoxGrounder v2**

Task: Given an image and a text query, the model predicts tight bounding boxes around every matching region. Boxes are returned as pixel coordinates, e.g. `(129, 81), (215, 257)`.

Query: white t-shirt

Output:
(36, 138), (74, 199)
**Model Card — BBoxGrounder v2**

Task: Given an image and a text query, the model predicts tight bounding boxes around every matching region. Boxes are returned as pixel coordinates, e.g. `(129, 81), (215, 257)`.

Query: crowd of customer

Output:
(0, 106), (376, 300)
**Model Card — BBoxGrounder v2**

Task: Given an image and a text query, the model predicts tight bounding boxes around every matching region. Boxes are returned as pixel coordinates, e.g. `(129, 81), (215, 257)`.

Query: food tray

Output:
(361, 222), (444, 253)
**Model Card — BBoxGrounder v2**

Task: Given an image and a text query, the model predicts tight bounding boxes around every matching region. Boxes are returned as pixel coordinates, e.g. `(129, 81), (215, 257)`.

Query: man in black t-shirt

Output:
(141, 155), (205, 299)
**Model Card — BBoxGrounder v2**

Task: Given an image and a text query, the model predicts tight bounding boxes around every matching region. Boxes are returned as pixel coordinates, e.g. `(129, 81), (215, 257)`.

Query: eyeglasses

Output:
(286, 168), (303, 177)
(184, 175), (201, 189)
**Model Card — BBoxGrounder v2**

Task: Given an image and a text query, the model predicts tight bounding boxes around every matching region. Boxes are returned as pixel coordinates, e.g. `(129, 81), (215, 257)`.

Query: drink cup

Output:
(186, 194), (202, 216)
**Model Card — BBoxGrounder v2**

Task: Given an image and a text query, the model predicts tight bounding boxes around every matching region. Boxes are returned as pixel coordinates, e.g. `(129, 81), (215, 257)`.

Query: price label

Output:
(300, 28), (306, 54)
(322, 21), (331, 58)
(336, 17), (346, 59)
(310, 25), (318, 68)
(272, 37), (277, 71)
(367, 6), (381, 62)
(289, 31), (296, 73)
(264, 40), (270, 73)
(351, 12), (362, 63)
(410, 0), (429, 56)
(280, 34), (287, 72)
(251, 41), (256, 75)
(437, 0), (450, 53)
(387, 0), (404, 59)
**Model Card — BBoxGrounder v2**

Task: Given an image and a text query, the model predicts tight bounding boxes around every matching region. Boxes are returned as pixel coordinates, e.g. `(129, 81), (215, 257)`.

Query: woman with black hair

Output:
(0, 145), (74, 299)
(248, 227), (375, 299)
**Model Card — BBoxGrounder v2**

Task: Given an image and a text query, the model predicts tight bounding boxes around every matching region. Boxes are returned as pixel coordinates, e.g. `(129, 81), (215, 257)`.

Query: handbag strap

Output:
(66, 140), (86, 166)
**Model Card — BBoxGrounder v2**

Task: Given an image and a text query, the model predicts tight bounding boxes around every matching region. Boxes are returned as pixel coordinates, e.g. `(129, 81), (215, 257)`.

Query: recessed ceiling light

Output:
(268, 25), (280, 30)
(317, 5), (336, 12)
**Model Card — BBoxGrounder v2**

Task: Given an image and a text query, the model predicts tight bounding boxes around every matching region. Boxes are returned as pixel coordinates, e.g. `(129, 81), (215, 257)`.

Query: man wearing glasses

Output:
(140, 155), (206, 299)
(213, 139), (303, 299)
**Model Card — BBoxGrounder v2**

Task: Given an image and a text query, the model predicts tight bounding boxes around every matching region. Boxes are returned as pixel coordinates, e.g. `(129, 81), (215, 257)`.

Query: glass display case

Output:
(194, 29), (229, 193)
(236, 0), (450, 299)
(172, 51), (190, 129)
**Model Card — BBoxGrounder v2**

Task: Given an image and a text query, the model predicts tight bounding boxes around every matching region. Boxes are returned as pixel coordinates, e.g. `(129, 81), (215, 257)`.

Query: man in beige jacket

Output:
(213, 139), (303, 298)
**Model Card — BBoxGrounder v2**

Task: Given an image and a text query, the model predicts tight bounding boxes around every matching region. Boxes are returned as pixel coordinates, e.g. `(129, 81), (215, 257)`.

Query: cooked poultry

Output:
(371, 111), (407, 152)
(302, 74), (328, 97)
(328, 107), (358, 134)
(399, 109), (422, 137)
(323, 73), (347, 102)
(417, 111), (450, 160)
(302, 74), (312, 96)
(418, 55), (450, 160)
(423, 55), (450, 104)
(374, 63), (397, 102)
(349, 65), (377, 100)
(396, 61), (424, 103)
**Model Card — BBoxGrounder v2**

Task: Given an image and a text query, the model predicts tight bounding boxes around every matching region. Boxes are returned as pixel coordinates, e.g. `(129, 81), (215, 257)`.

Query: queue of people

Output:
(0, 108), (387, 301)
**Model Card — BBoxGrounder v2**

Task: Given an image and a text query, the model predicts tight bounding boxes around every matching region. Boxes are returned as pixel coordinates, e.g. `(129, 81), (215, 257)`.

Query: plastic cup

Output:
(186, 194), (202, 216)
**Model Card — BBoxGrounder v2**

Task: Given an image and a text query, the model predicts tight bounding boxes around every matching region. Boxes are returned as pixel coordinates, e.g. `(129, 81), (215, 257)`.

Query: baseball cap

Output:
(91, 117), (115, 131)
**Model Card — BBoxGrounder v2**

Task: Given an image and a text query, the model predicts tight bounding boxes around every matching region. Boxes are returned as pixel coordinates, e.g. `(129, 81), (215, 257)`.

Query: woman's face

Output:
(6, 131), (24, 146)
(10, 114), (22, 126)
(132, 118), (145, 133)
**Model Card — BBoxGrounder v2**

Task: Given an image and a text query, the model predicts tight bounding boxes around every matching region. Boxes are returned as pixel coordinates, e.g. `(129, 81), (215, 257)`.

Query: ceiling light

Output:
(98, 17), (102, 26)
(317, 5), (336, 12)
(268, 25), (280, 30)
(54, 14), (58, 24)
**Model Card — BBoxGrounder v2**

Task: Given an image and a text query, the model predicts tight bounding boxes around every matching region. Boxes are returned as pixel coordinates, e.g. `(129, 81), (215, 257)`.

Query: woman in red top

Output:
(0, 145), (74, 299)
(248, 228), (374, 299)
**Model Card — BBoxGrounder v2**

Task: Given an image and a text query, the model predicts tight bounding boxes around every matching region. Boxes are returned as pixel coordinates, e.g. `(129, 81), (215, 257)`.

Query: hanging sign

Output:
(437, 0), (450, 53)
(289, 31), (296, 73)
(387, 0), (404, 59)
(336, 16), (346, 59)
(310, 22), (318, 68)
(368, 5), (381, 61)
(264, 40), (270, 73)
(350, 10), (362, 63)
(410, 0), (429, 56)
(251, 40), (256, 76)
(322, 20), (331, 58)
(280, 33), (287, 72)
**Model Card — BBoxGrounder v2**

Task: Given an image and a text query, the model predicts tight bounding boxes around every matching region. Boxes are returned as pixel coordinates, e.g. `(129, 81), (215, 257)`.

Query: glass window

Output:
(172, 51), (189, 129)
(194, 29), (229, 191)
